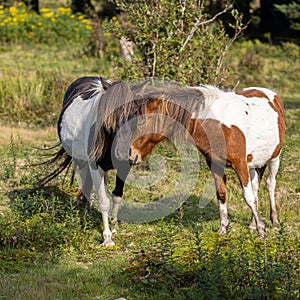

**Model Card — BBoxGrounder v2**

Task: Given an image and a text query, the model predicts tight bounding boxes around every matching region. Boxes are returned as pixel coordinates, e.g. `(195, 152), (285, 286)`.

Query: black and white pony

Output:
(41, 76), (145, 245)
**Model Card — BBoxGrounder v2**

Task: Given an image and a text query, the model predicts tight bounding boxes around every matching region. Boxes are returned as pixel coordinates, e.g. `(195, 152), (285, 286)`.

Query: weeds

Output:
(125, 226), (299, 299)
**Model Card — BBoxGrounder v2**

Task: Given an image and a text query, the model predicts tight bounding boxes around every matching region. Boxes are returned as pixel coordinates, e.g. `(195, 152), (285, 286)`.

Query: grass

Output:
(0, 107), (299, 299)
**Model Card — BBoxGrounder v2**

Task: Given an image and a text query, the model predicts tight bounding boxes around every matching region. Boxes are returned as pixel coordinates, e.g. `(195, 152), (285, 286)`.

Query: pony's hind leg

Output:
(233, 162), (266, 237)
(249, 166), (267, 230)
(267, 156), (280, 228)
(76, 161), (93, 225)
(249, 169), (259, 231)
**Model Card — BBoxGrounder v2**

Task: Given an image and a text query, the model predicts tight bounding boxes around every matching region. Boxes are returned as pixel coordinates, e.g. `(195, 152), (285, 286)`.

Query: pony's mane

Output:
(62, 76), (103, 108)
(139, 85), (205, 140)
(136, 84), (221, 143)
(92, 80), (149, 161)
(142, 84), (220, 120)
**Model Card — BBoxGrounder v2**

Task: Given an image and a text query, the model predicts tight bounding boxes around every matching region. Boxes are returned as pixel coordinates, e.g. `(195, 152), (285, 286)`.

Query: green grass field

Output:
(0, 5), (299, 298)
(0, 108), (299, 299)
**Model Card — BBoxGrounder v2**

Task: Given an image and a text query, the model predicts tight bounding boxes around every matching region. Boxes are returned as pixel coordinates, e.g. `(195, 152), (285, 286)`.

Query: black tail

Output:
(37, 143), (73, 187)
(255, 165), (267, 184)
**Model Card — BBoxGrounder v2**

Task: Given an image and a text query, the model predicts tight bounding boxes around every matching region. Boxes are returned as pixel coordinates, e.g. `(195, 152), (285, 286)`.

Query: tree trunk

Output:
(71, 0), (95, 17)
(260, 0), (273, 33)
(25, 0), (39, 14)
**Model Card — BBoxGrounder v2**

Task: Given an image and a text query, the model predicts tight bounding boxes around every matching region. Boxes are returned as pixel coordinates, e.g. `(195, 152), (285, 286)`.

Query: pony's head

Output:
(129, 97), (164, 164)
(129, 85), (206, 164)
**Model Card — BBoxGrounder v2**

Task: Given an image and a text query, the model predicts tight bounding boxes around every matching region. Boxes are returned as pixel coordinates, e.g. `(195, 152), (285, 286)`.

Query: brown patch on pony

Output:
(221, 124), (250, 187)
(236, 89), (269, 99)
(188, 119), (250, 187)
(142, 87), (206, 144)
(247, 154), (253, 162)
(147, 98), (162, 113)
(269, 95), (285, 158)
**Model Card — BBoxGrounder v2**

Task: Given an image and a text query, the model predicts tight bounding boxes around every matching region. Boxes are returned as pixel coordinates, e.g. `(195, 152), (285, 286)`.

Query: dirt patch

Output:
(0, 125), (57, 147)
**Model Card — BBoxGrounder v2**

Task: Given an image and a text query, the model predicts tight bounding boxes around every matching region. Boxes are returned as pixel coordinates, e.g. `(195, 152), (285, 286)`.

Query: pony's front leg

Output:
(111, 163), (131, 223)
(111, 194), (122, 224)
(212, 171), (229, 235)
(110, 174), (124, 224)
(98, 172), (114, 246)
(207, 157), (229, 235)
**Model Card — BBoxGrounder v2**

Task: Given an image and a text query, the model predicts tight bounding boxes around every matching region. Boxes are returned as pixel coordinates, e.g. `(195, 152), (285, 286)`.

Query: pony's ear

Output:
(100, 77), (113, 90)
(147, 98), (162, 113)
(100, 77), (121, 91)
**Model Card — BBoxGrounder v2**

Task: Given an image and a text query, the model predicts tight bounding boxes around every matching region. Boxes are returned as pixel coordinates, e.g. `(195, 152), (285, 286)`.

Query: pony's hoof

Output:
(218, 227), (227, 235)
(110, 217), (118, 225)
(248, 225), (257, 233)
(258, 230), (267, 239)
(102, 239), (115, 247)
(272, 221), (280, 229)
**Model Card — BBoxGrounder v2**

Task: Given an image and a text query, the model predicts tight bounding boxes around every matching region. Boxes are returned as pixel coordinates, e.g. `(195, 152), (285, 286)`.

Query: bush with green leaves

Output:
(0, 187), (101, 271)
(0, 3), (92, 45)
(107, 0), (246, 86)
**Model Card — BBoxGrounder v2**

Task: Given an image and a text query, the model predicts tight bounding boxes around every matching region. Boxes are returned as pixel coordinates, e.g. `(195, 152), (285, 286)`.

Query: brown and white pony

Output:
(130, 85), (285, 237)
(40, 76), (147, 245)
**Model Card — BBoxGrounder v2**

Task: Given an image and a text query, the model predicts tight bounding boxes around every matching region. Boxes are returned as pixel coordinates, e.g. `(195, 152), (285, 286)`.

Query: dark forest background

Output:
(1, 0), (300, 42)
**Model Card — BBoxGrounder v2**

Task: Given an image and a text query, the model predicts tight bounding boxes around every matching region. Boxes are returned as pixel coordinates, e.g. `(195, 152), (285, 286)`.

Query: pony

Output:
(40, 76), (147, 246)
(129, 84), (285, 238)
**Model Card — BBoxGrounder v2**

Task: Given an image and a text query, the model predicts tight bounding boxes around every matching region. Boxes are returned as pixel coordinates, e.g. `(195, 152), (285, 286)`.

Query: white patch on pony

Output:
(59, 93), (103, 160)
(192, 85), (220, 119)
(192, 86), (280, 168)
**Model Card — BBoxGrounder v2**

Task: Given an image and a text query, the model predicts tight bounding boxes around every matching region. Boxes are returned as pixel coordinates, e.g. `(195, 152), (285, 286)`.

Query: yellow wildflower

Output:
(58, 7), (71, 15)
(9, 6), (17, 16)
(40, 8), (50, 13)
(43, 12), (53, 18)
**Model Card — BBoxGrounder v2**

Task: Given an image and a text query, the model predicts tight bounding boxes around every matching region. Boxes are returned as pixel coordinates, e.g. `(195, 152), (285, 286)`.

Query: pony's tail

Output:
(36, 143), (73, 187)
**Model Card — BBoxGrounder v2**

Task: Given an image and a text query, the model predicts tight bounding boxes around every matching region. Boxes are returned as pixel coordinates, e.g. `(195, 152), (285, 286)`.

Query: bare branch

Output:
(214, 17), (250, 84)
(179, 4), (232, 53)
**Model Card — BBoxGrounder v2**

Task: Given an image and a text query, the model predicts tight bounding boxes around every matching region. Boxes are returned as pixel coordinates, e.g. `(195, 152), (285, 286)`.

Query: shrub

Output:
(0, 2), (92, 45)
(107, 0), (246, 86)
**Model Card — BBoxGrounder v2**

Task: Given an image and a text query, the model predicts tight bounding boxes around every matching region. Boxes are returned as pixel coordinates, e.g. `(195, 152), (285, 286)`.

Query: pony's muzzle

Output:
(129, 151), (140, 165)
